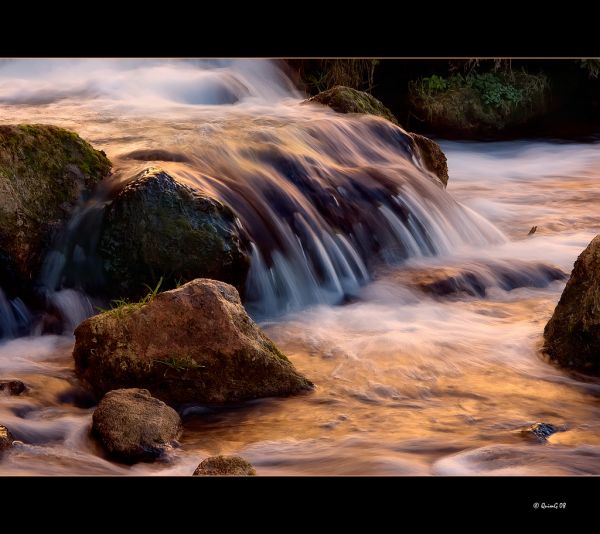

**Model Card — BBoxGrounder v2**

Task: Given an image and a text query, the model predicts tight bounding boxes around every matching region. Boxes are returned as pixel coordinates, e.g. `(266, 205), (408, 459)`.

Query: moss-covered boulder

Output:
(0, 125), (111, 286)
(92, 388), (182, 463)
(97, 167), (249, 300)
(305, 85), (399, 124)
(193, 455), (256, 476)
(543, 235), (600, 375)
(73, 278), (314, 405)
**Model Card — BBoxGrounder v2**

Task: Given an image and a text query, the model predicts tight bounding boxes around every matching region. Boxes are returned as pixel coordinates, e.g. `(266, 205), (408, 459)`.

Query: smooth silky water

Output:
(0, 60), (599, 475)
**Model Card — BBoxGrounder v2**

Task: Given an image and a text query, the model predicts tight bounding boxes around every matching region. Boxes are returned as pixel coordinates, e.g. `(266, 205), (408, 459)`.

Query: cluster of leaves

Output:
(414, 71), (537, 109)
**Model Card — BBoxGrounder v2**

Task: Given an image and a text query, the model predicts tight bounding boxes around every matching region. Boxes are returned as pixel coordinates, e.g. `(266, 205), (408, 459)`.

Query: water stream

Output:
(0, 60), (599, 475)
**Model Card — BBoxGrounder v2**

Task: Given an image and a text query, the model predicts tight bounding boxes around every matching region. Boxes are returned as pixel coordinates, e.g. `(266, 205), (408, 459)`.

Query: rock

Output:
(408, 133), (449, 187)
(304, 85), (399, 125)
(305, 87), (448, 187)
(97, 167), (249, 300)
(0, 380), (26, 396)
(0, 424), (14, 450)
(193, 455), (256, 476)
(74, 279), (314, 404)
(519, 422), (559, 442)
(543, 235), (600, 375)
(528, 225), (538, 236)
(92, 388), (182, 463)
(0, 124), (111, 287)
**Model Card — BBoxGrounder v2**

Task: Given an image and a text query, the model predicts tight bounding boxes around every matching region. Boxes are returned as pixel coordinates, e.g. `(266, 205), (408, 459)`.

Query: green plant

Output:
(155, 356), (205, 377)
(303, 59), (380, 93)
(97, 276), (164, 318)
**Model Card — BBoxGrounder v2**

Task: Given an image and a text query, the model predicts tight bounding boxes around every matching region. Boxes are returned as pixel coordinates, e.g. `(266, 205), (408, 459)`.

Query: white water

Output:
(1, 60), (600, 475)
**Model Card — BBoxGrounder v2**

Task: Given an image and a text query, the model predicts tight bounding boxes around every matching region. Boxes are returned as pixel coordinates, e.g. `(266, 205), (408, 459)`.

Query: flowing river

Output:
(0, 60), (599, 475)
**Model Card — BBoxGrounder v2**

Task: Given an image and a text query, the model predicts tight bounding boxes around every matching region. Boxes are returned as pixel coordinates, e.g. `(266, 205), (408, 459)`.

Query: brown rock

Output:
(74, 279), (313, 405)
(0, 424), (14, 451)
(193, 455), (256, 476)
(543, 235), (600, 375)
(0, 379), (27, 396)
(92, 388), (182, 463)
(408, 133), (449, 187)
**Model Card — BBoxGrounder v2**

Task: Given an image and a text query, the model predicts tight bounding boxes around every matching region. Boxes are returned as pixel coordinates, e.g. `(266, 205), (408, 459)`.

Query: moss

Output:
(0, 124), (111, 280)
(305, 86), (399, 125)
(98, 168), (249, 300)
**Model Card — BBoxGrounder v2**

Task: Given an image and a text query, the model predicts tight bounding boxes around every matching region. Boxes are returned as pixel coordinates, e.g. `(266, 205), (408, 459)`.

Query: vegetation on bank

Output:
(286, 58), (600, 138)
(408, 69), (550, 134)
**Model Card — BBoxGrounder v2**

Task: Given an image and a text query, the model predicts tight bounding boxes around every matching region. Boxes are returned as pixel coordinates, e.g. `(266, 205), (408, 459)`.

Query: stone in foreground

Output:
(92, 388), (182, 463)
(74, 279), (314, 404)
(193, 455), (256, 476)
(543, 235), (600, 375)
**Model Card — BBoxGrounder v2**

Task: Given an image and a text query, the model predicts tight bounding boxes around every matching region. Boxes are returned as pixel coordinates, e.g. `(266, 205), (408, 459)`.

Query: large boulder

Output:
(543, 235), (600, 375)
(193, 455), (256, 476)
(97, 167), (249, 300)
(306, 86), (448, 187)
(92, 388), (182, 463)
(0, 424), (14, 451)
(0, 124), (111, 287)
(74, 278), (313, 404)
(305, 85), (399, 125)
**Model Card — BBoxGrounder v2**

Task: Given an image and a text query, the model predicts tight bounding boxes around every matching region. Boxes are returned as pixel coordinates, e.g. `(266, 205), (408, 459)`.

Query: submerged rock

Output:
(543, 235), (600, 375)
(92, 388), (182, 463)
(0, 124), (111, 287)
(193, 455), (256, 476)
(0, 424), (14, 450)
(74, 279), (313, 405)
(97, 167), (249, 300)
(305, 85), (399, 125)
(306, 86), (448, 187)
(0, 380), (26, 396)
(519, 422), (559, 442)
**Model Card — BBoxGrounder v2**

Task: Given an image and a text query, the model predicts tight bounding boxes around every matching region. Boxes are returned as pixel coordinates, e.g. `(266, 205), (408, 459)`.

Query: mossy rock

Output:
(408, 133), (449, 187)
(97, 167), (250, 300)
(543, 235), (600, 375)
(305, 85), (399, 125)
(0, 124), (111, 286)
(73, 278), (314, 405)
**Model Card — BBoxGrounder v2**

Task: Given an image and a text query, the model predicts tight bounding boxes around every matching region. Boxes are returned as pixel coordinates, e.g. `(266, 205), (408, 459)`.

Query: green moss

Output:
(306, 86), (399, 125)
(0, 124), (111, 278)
(408, 71), (549, 134)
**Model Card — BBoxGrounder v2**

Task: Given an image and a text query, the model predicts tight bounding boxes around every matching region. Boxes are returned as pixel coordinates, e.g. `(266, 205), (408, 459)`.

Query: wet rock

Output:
(0, 124), (111, 287)
(74, 278), (314, 405)
(408, 133), (449, 187)
(0, 379), (27, 396)
(305, 85), (399, 125)
(543, 235), (600, 375)
(97, 167), (249, 300)
(92, 388), (182, 463)
(193, 455), (256, 476)
(520, 422), (559, 442)
(0, 424), (14, 450)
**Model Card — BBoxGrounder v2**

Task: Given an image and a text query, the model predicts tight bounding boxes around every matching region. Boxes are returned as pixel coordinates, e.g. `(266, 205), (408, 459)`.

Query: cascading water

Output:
(1, 59), (599, 476)
(0, 58), (511, 328)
